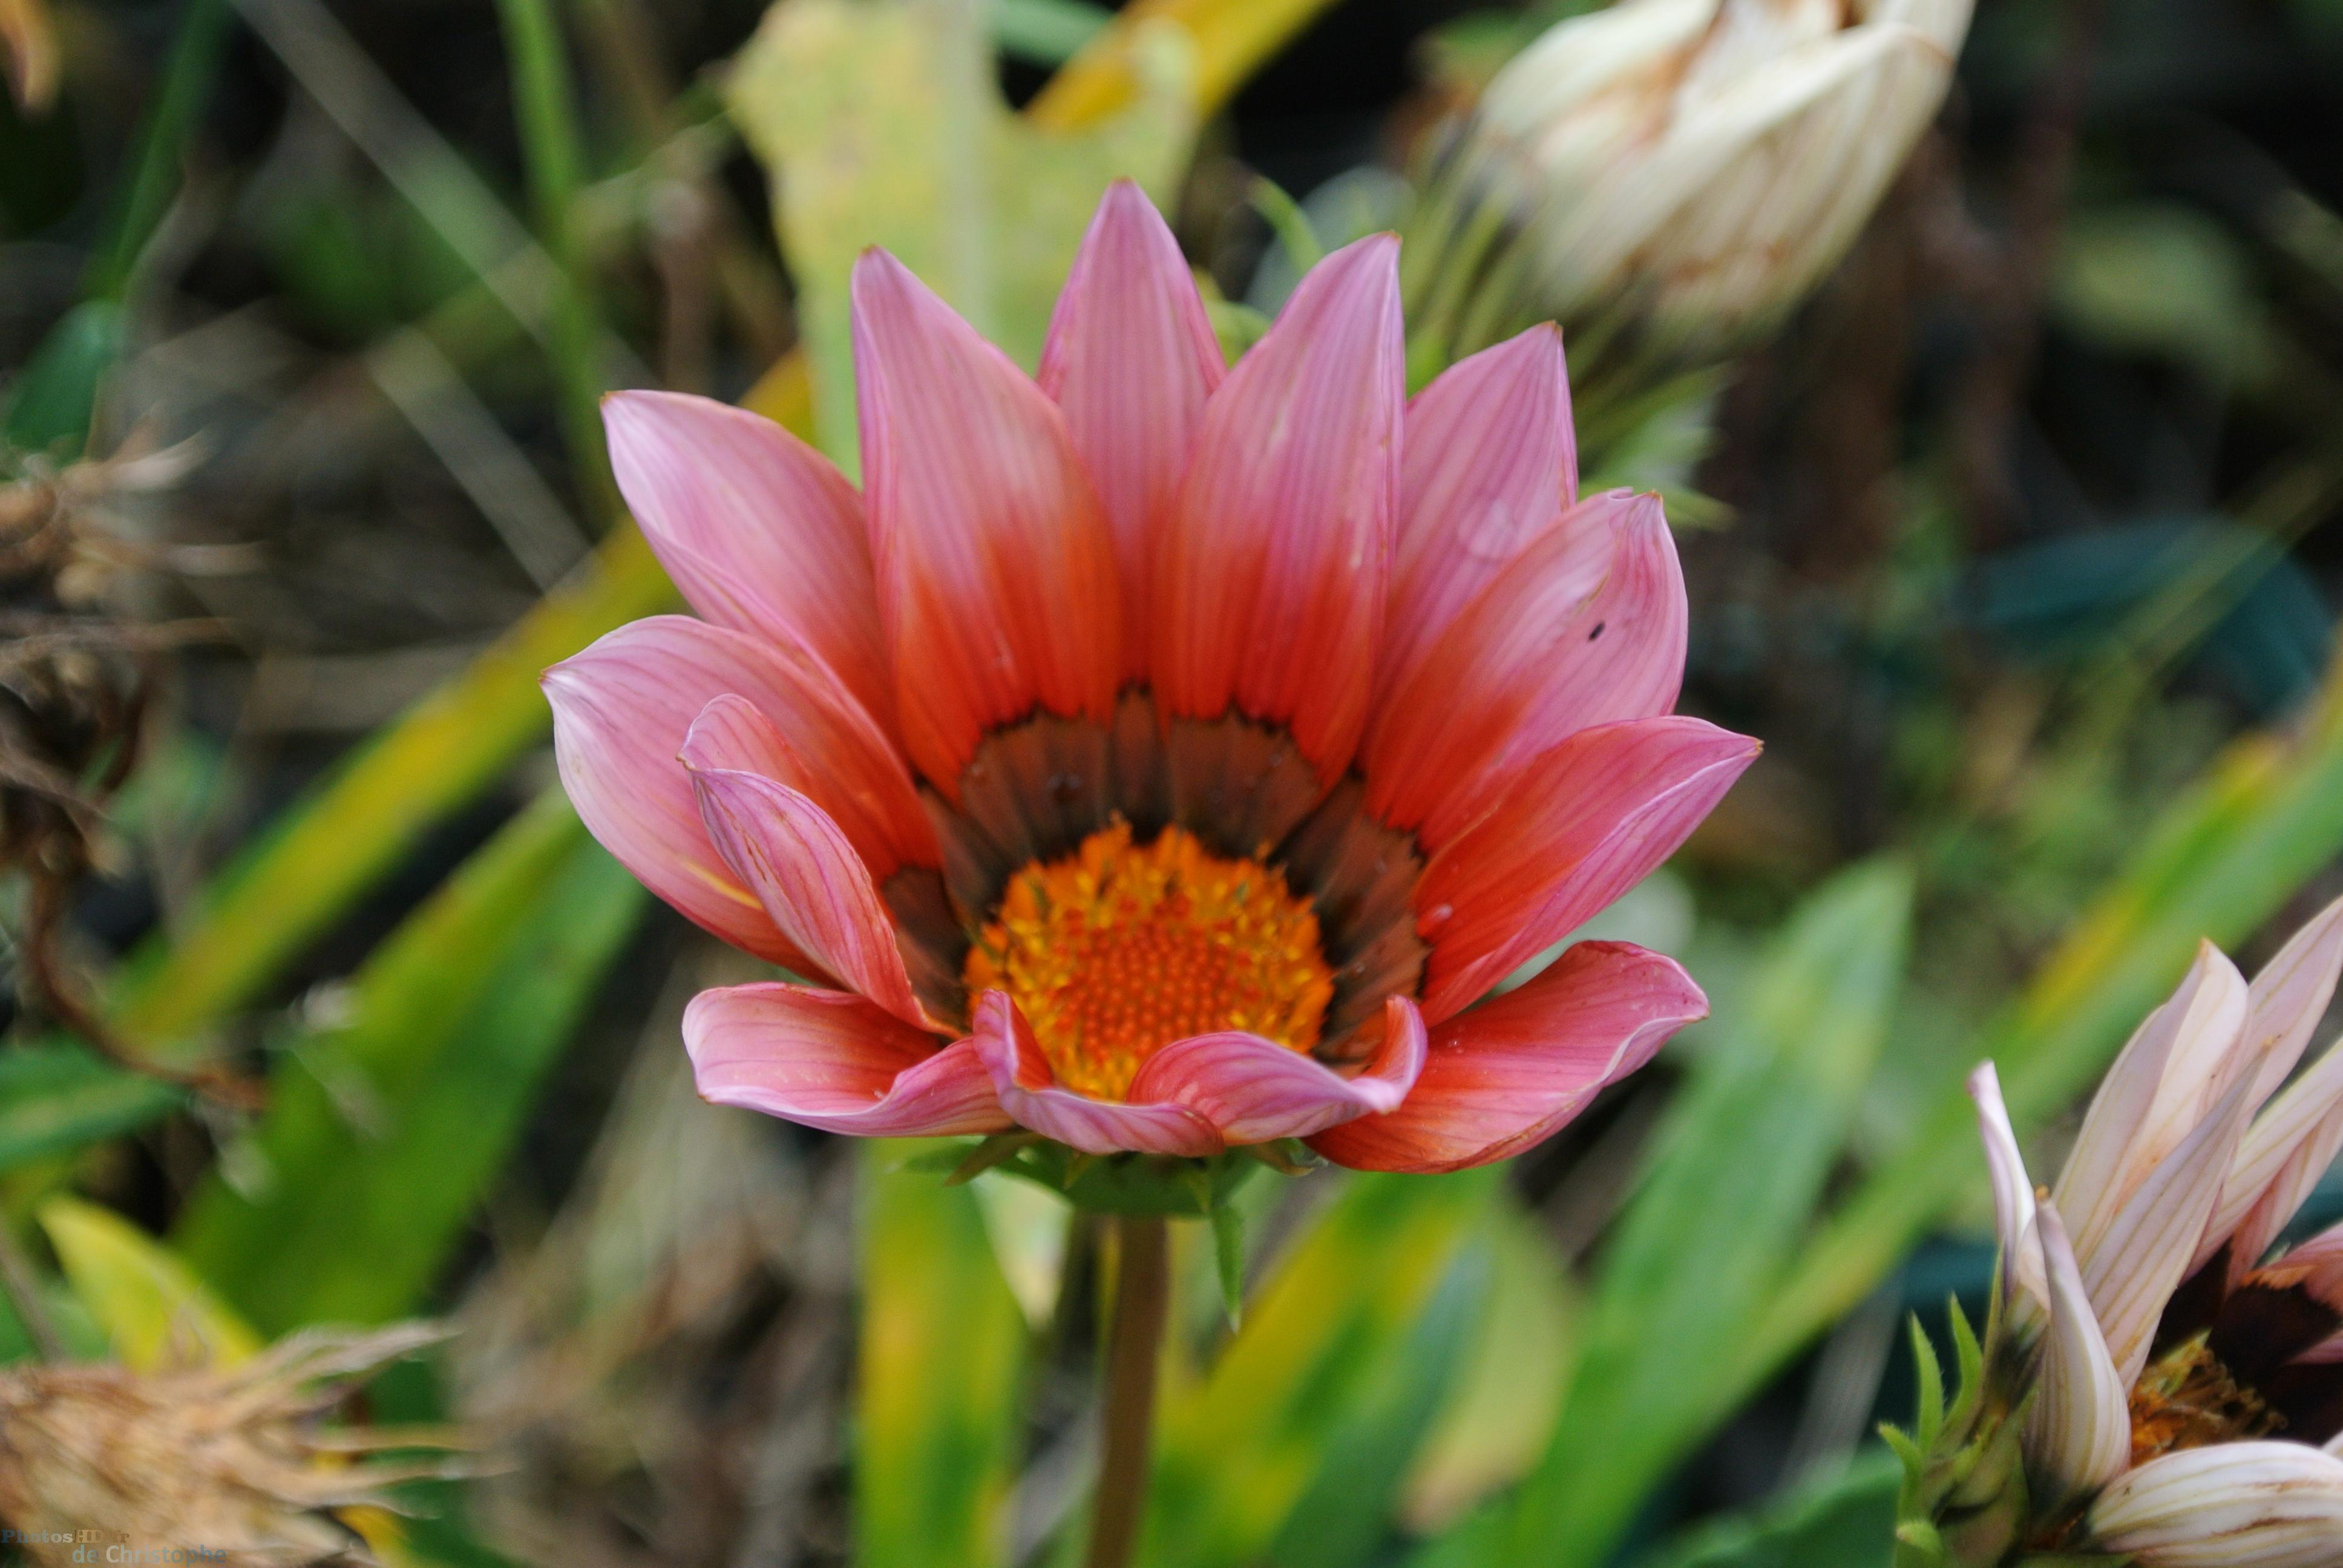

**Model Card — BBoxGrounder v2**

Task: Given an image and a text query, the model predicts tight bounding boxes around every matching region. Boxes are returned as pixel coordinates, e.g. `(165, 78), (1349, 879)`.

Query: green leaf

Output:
(1633, 1451), (1904, 1568)
(1745, 668), (2343, 1402)
(0, 1044), (182, 1172)
(995, 0), (1112, 63)
(1489, 860), (1915, 1568)
(2, 299), (122, 459)
(39, 1196), (261, 1369)
(1141, 1168), (1502, 1568)
(105, 531), (673, 1063)
(174, 792), (644, 1332)
(1401, 1195), (1578, 1534)
(1263, 1236), (1490, 1568)
(725, 0), (1199, 466)
(859, 1141), (1028, 1568)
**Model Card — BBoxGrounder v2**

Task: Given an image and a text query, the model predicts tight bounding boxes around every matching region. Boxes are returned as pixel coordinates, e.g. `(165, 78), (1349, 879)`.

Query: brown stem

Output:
(1085, 1214), (1170, 1568)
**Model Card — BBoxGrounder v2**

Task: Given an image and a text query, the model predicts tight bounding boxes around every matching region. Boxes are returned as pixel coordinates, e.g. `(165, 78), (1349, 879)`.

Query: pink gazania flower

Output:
(540, 181), (1757, 1172)
(1961, 897), (2343, 1566)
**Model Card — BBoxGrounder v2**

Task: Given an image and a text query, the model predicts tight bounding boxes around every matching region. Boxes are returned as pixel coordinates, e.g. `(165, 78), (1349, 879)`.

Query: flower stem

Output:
(1085, 1213), (1169, 1568)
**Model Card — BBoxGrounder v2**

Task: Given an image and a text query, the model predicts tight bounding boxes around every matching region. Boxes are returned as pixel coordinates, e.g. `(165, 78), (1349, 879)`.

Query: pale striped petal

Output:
(2024, 1198), (2132, 1506)
(2056, 942), (2250, 1269)
(2089, 1443), (2343, 1568)
(1968, 1060), (2047, 1318)
(2080, 1066), (2264, 1387)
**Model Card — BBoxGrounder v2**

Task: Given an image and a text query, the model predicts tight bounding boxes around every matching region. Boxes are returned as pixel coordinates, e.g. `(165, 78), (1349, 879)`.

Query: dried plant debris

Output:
(0, 1322), (468, 1567)
(0, 437), (252, 1102)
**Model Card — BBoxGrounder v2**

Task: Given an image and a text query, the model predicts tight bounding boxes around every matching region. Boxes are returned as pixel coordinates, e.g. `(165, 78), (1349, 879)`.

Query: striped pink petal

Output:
(684, 756), (935, 1031)
(851, 249), (1121, 795)
(603, 390), (891, 723)
(1414, 716), (1760, 1023)
(685, 982), (1008, 1137)
(682, 692), (936, 881)
(1037, 180), (1224, 684)
(1127, 995), (1427, 1146)
(1310, 941), (1705, 1174)
(542, 616), (925, 969)
(2026, 1198), (2134, 1507)
(2089, 1442), (2343, 1567)
(1366, 489), (1685, 848)
(1153, 233), (1403, 785)
(969, 991), (1222, 1157)
(1376, 324), (1582, 707)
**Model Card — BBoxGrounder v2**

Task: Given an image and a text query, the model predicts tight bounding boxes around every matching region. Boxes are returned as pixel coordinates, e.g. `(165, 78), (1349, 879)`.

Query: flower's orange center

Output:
(963, 822), (1334, 1102)
(2127, 1334), (2282, 1465)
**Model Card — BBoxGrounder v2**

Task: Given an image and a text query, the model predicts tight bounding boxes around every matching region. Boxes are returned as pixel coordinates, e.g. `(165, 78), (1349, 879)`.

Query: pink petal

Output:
(2027, 1198), (2134, 1507)
(543, 616), (927, 966)
(603, 391), (892, 723)
(1366, 490), (1686, 849)
(2089, 1443), (2343, 1568)
(680, 691), (936, 881)
(686, 760), (936, 1031)
(1037, 181), (1224, 684)
(684, 982), (1009, 1137)
(968, 991), (1221, 1157)
(1413, 716), (1759, 1023)
(851, 250), (1121, 796)
(1309, 941), (1705, 1174)
(1153, 234), (1404, 785)
(1126, 995), (1427, 1146)
(1375, 325), (1582, 707)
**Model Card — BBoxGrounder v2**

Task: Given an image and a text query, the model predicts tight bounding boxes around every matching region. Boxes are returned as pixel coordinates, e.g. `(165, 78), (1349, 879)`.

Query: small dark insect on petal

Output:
(1588, 621), (1606, 641)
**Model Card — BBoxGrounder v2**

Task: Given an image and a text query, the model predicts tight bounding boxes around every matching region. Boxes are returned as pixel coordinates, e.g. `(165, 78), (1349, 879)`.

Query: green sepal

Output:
(941, 1131), (1044, 1185)
(988, 1143), (1260, 1217)
(1890, 1293), (2035, 1568)
(1210, 1200), (1246, 1328)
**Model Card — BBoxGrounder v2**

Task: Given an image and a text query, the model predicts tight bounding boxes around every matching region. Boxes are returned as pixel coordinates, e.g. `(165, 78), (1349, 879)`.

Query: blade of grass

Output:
(494, 0), (617, 518)
(84, 0), (234, 301)
(174, 795), (643, 1333)
(1493, 863), (1915, 1568)
(107, 527), (670, 1056)
(0, 1044), (182, 1169)
(1142, 1168), (1501, 1568)
(859, 1140), (1028, 1568)
(1741, 648), (2343, 1395)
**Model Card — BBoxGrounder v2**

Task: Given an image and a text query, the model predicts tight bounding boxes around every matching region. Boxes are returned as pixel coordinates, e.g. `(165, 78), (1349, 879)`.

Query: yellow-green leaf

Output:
(39, 1196), (260, 1370)
(725, 0), (1198, 465)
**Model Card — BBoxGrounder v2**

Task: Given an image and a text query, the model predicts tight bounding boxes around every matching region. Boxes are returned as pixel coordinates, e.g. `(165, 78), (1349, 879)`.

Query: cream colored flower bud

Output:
(1424, 0), (1973, 373)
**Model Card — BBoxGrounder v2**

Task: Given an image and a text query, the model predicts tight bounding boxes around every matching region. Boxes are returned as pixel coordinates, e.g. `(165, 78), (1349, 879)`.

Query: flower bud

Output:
(1412, 0), (1973, 387)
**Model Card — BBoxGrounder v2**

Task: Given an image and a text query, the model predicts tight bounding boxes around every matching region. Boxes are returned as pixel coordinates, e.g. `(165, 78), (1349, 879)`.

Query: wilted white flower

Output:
(1414, 0), (1974, 381)
(1908, 898), (2343, 1566)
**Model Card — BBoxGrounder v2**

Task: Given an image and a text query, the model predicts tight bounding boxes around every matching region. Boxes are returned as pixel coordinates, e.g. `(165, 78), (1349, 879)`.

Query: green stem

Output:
(1086, 1214), (1169, 1568)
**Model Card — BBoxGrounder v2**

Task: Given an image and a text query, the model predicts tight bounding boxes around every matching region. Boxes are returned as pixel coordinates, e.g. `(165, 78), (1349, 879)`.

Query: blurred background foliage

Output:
(5, 0), (2343, 1563)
